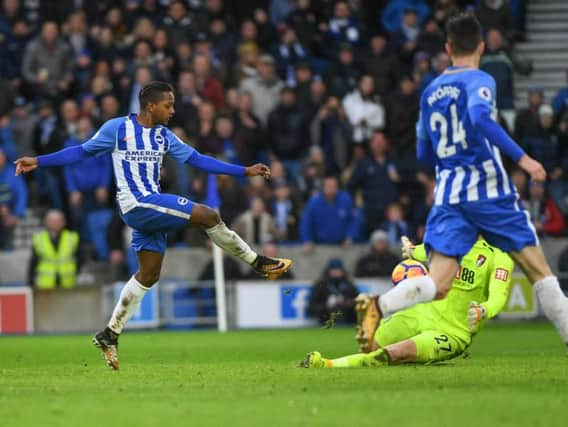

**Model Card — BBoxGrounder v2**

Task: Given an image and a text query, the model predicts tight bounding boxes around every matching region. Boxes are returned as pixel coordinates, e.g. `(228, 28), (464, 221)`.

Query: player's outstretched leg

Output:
(377, 251), (457, 317)
(93, 251), (160, 369)
(298, 349), (390, 368)
(191, 204), (292, 280)
(511, 247), (568, 349)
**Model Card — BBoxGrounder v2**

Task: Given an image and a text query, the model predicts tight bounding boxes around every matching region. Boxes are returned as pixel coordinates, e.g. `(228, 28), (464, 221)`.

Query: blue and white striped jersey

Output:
(82, 113), (195, 213)
(417, 67), (516, 206)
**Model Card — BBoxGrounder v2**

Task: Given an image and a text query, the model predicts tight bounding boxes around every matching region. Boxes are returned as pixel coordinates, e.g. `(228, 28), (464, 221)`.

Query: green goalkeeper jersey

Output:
(413, 239), (514, 336)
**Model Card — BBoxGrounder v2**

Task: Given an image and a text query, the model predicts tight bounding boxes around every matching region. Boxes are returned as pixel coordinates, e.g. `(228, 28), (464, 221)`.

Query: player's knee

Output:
(136, 270), (160, 287)
(203, 208), (221, 228)
(435, 282), (452, 299)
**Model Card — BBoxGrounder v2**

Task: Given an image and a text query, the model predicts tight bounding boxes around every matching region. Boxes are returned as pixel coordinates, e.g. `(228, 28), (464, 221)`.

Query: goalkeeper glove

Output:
(467, 301), (487, 333)
(401, 236), (415, 259)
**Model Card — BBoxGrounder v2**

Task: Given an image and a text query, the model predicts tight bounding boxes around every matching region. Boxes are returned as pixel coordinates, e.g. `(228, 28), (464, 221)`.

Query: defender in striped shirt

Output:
(355, 14), (568, 352)
(15, 82), (292, 369)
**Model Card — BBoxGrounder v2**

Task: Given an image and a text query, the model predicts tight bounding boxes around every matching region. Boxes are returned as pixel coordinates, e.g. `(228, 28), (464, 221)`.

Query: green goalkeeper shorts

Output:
(374, 304), (471, 364)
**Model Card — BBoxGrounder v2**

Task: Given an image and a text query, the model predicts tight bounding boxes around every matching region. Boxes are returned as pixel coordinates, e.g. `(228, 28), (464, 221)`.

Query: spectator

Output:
(390, 8), (422, 66)
(525, 180), (565, 237)
(285, 0), (319, 51)
(233, 90), (265, 165)
(216, 113), (241, 166)
(193, 53), (225, 109)
(162, 0), (194, 50)
(552, 71), (568, 116)
(231, 196), (278, 245)
(325, 1), (363, 55)
(342, 74), (385, 144)
(127, 66), (153, 114)
(0, 114), (17, 162)
(385, 74), (419, 170)
(10, 97), (38, 157)
(294, 61), (313, 106)
(520, 105), (564, 202)
(100, 94), (121, 123)
(233, 42), (259, 85)
(381, 201), (411, 245)
(170, 69), (200, 136)
(349, 131), (400, 232)
(510, 168), (529, 201)
(300, 175), (356, 249)
(354, 230), (401, 278)
(325, 43), (361, 98)
(381, 0), (431, 34)
(239, 54), (284, 125)
(63, 115), (112, 233)
(0, 18), (32, 83)
(267, 86), (308, 177)
(271, 182), (298, 241)
(272, 25), (309, 85)
(416, 18), (445, 57)
(28, 209), (79, 289)
(0, 148), (27, 250)
(217, 174), (249, 227)
(308, 258), (358, 324)
(514, 86), (544, 142)
(33, 100), (65, 209)
(480, 29), (514, 112)
(362, 34), (400, 97)
(196, 100), (220, 154)
(476, 0), (515, 43)
(21, 21), (73, 100)
(209, 18), (237, 78)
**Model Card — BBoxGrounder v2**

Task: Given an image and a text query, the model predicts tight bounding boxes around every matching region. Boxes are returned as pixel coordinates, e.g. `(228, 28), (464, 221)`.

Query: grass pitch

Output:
(1, 322), (567, 427)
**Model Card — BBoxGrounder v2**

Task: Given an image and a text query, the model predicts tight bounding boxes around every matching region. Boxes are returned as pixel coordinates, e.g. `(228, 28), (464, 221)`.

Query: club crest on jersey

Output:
(495, 268), (509, 282)
(155, 134), (165, 144)
(476, 255), (487, 267)
(478, 86), (492, 102)
(177, 197), (189, 206)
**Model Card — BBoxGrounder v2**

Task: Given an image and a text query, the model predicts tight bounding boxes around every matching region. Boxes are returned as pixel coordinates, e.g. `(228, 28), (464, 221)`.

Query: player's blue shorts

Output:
(120, 193), (194, 254)
(424, 195), (538, 258)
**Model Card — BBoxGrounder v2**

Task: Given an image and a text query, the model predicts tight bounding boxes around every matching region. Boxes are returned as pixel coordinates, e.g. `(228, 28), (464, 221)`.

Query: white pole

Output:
(212, 239), (228, 333)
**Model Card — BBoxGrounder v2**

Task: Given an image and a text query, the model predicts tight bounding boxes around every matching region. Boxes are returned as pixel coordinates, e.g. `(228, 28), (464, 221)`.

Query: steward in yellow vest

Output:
(29, 210), (79, 289)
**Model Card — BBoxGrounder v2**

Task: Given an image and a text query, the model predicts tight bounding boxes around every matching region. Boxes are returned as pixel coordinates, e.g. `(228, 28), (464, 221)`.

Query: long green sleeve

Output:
(481, 251), (514, 319)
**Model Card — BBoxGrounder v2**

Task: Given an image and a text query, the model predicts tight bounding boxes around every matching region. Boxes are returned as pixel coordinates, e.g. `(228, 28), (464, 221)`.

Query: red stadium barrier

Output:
(0, 288), (33, 334)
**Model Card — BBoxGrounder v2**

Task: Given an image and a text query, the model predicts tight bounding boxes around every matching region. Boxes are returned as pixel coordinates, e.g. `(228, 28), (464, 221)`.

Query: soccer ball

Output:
(391, 260), (429, 286)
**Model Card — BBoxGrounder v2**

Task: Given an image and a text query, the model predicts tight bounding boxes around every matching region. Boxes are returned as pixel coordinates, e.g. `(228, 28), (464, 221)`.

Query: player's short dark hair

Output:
(445, 13), (482, 56)
(139, 81), (174, 109)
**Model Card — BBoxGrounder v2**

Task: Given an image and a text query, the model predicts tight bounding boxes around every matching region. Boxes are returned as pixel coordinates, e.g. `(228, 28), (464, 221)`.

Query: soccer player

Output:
(299, 238), (513, 368)
(14, 82), (292, 369)
(354, 14), (568, 350)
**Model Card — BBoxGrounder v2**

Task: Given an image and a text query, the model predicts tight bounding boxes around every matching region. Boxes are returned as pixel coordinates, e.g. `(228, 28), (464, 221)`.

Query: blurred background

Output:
(1, 0), (568, 333)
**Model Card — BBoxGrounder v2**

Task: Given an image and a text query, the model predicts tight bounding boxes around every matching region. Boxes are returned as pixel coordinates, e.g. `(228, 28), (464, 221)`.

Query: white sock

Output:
(379, 275), (437, 317)
(108, 276), (150, 334)
(205, 221), (258, 264)
(534, 276), (568, 343)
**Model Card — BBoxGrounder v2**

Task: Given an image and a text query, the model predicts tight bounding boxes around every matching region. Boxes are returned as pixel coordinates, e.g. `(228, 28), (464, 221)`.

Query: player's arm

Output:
(166, 130), (271, 178)
(467, 251), (514, 332)
(415, 109), (435, 167)
(467, 76), (546, 182)
(14, 119), (119, 175)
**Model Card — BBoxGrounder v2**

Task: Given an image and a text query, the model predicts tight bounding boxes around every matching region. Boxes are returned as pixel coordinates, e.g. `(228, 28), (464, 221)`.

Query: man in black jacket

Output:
(354, 230), (400, 278)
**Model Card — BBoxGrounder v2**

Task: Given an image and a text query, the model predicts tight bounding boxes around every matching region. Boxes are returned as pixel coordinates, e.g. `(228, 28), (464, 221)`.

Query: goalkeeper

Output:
(300, 238), (513, 368)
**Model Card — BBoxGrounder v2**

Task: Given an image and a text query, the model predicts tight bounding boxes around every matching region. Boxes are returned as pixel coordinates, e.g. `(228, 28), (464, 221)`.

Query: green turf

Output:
(1, 322), (567, 427)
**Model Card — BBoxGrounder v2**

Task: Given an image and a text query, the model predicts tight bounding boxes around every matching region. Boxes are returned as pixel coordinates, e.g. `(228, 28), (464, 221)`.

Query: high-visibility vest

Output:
(32, 230), (79, 289)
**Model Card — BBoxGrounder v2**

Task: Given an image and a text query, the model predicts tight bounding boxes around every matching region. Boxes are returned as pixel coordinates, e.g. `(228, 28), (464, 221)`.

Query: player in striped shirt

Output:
(15, 82), (292, 369)
(355, 14), (568, 352)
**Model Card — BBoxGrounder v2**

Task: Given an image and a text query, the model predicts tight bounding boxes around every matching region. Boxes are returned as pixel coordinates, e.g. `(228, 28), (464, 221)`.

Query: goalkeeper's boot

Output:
(252, 255), (293, 280)
(93, 328), (119, 370)
(355, 294), (381, 353)
(298, 351), (329, 368)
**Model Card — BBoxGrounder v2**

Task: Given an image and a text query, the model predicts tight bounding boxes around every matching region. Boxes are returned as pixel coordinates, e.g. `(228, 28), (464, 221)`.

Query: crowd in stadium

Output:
(1, 0), (567, 272)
